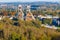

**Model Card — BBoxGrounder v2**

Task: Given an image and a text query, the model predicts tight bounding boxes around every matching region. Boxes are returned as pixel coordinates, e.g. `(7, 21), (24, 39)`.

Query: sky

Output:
(0, 0), (60, 2)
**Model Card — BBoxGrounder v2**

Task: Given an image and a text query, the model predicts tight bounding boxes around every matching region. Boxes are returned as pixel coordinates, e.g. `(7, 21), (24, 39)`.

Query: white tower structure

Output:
(26, 5), (35, 21)
(18, 5), (24, 20)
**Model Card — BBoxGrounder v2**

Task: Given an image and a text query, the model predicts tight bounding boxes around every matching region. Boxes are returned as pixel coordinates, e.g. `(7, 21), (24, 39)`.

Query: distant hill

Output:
(0, 1), (60, 10)
(0, 1), (59, 5)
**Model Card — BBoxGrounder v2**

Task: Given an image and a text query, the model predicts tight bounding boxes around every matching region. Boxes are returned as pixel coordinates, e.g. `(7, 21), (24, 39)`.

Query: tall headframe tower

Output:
(18, 5), (24, 20)
(26, 5), (35, 21)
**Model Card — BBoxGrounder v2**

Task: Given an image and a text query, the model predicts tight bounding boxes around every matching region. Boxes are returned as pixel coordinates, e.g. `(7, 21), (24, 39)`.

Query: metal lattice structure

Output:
(18, 5), (24, 20)
(26, 5), (35, 21)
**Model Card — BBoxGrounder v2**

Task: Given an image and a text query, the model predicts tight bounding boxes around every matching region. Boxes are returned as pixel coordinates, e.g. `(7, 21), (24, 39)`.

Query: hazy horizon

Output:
(0, 0), (59, 2)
